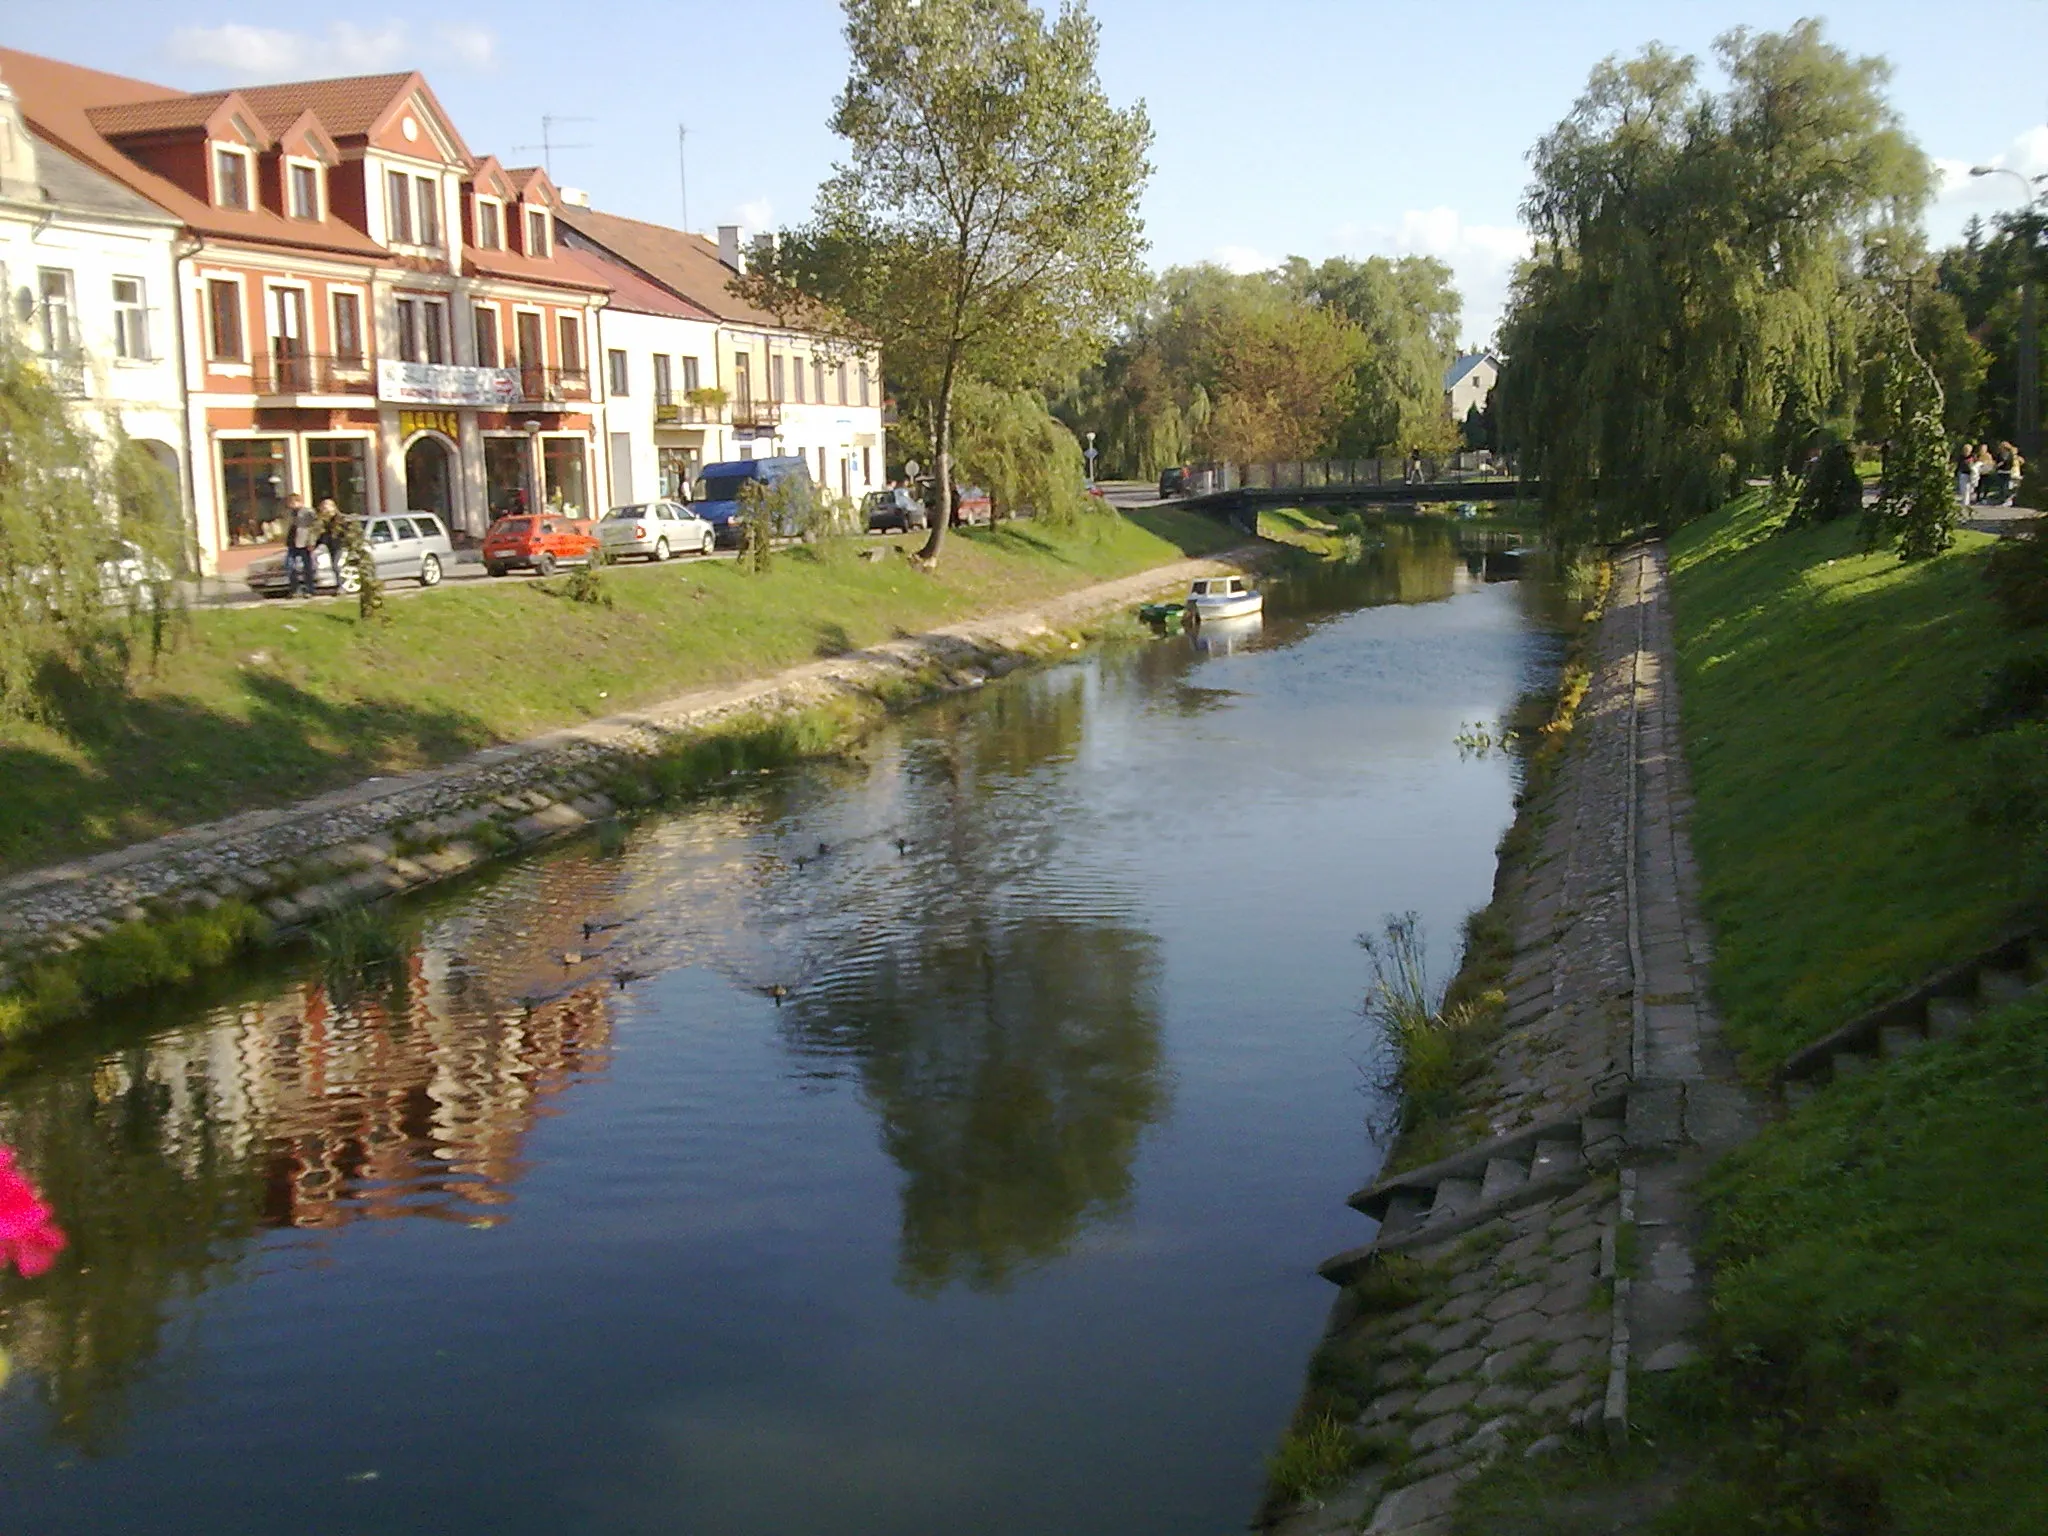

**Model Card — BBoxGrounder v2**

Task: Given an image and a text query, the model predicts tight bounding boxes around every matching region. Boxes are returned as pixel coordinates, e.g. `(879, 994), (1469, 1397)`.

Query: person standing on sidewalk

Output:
(283, 495), (318, 597)
(315, 498), (347, 591)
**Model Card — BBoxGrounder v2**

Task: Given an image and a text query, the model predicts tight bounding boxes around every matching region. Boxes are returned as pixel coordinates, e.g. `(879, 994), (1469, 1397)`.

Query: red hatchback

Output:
(481, 514), (601, 577)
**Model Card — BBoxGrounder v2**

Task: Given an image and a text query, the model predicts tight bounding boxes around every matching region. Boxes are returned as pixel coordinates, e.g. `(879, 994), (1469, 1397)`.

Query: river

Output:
(0, 525), (1559, 1535)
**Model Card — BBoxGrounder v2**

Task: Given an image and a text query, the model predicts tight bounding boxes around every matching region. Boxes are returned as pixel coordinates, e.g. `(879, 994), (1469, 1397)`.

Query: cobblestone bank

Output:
(1269, 547), (1763, 1536)
(0, 552), (1247, 974)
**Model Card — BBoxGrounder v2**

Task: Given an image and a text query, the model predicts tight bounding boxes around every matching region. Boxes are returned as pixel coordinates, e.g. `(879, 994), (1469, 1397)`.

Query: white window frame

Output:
(112, 275), (151, 362)
(414, 175), (442, 249)
(386, 167), (415, 245)
(213, 144), (254, 211)
(285, 157), (325, 221)
(524, 206), (551, 258)
(329, 285), (369, 370)
(512, 305), (547, 369)
(200, 270), (249, 370)
(607, 348), (630, 396)
(472, 301), (501, 367)
(555, 311), (583, 375)
(473, 195), (504, 250)
(36, 267), (76, 355)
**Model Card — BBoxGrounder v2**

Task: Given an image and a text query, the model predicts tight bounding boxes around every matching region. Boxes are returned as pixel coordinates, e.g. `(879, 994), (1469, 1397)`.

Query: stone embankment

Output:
(0, 551), (1249, 972)
(1269, 546), (1763, 1536)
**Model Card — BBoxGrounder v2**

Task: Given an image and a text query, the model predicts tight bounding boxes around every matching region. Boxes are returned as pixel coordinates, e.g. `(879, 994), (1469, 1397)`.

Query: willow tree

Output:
(1497, 23), (1929, 540)
(756, 0), (1150, 566)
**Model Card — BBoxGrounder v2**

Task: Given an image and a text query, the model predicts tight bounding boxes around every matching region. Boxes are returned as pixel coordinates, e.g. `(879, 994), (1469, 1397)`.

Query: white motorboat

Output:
(1185, 575), (1263, 621)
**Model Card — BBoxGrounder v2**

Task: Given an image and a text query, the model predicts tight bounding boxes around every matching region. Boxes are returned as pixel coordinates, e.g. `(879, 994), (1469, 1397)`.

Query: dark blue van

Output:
(692, 457), (815, 546)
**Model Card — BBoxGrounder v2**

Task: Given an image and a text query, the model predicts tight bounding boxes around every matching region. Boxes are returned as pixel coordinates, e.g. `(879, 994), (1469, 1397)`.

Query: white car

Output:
(597, 500), (716, 561)
(244, 513), (455, 596)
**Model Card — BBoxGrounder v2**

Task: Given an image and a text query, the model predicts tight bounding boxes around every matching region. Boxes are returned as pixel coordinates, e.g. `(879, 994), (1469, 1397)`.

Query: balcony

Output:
(254, 351), (376, 396)
(39, 350), (87, 399)
(654, 401), (722, 426)
(516, 365), (591, 406)
(730, 399), (781, 430)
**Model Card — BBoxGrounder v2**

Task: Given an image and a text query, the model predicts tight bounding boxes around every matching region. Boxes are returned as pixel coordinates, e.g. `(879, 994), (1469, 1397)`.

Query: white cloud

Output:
(163, 19), (501, 79)
(1212, 244), (1276, 275)
(433, 23), (499, 72)
(734, 197), (776, 233)
(1933, 126), (2048, 211)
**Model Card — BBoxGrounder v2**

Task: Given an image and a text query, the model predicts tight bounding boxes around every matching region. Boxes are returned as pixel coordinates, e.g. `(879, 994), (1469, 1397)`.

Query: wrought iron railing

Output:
(253, 351), (375, 395)
(654, 401), (723, 425)
(730, 400), (781, 429)
(40, 350), (87, 399)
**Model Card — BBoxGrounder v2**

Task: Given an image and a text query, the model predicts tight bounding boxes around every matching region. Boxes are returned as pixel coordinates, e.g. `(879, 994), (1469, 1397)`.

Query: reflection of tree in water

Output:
(0, 1042), (267, 1454)
(791, 916), (1164, 1295)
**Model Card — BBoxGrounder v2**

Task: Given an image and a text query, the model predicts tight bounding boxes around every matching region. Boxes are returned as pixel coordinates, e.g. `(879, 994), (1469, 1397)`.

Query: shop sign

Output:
(399, 410), (461, 439)
(377, 359), (521, 406)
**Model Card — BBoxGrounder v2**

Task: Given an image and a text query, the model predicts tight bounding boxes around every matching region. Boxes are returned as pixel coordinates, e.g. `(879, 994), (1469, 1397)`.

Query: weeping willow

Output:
(1497, 23), (1931, 541)
(952, 379), (1090, 525)
(0, 342), (189, 717)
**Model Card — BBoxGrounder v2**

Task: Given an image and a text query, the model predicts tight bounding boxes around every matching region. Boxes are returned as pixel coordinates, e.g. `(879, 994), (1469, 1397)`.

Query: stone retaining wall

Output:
(0, 551), (1250, 973)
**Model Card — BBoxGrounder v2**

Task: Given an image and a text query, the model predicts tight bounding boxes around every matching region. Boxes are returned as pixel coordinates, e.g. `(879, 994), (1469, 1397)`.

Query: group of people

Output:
(281, 495), (352, 597)
(1955, 441), (2025, 508)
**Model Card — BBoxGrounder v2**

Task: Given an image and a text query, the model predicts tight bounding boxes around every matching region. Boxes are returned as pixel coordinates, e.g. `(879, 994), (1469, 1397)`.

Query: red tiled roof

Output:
(559, 243), (713, 320)
(85, 92), (236, 138)
(234, 74), (414, 138)
(467, 244), (610, 294)
(0, 45), (384, 257)
(555, 205), (784, 326)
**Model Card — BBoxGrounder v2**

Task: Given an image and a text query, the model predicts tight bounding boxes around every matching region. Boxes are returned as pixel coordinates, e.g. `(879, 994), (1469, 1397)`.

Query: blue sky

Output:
(8, 1), (2046, 342)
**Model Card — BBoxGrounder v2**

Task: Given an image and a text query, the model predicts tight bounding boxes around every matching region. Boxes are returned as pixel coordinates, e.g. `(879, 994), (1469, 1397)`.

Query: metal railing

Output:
(730, 400), (781, 429)
(253, 352), (375, 395)
(654, 401), (722, 425)
(39, 350), (88, 399)
(1183, 454), (1518, 495)
(516, 365), (591, 404)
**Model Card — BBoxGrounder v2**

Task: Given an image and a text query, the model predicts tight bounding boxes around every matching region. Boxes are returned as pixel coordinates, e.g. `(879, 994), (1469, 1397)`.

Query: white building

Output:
(559, 206), (884, 507)
(0, 73), (187, 529)
(1444, 351), (1499, 428)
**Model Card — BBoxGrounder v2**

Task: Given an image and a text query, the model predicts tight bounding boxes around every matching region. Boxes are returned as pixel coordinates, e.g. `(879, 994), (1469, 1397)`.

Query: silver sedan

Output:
(597, 501), (716, 562)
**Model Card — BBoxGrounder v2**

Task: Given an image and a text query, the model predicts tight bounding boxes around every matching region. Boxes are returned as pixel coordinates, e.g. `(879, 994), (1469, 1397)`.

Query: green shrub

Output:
(0, 901), (267, 1042)
(1266, 1414), (1367, 1507)
(1790, 440), (1862, 526)
(1983, 530), (2048, 628)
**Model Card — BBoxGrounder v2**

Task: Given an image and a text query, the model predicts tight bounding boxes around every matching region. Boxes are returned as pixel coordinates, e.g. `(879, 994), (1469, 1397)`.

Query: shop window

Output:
(542, 436), (588, 516)
(306, 437), (368, 514)
(485, 435), (530, 517)
(218, 437), (289, 545)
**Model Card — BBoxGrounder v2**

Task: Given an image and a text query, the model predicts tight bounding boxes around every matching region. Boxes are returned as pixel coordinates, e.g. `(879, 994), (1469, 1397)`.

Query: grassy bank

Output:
(1666, 493), (2015, 1070)
(1453, 497), (2042, 1534)
(0, 510), (1233, 874)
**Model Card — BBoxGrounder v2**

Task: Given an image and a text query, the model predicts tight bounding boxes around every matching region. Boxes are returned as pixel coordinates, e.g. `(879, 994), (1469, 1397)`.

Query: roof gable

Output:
(88, 89), (270, 151)
(467, 154), (515, 200)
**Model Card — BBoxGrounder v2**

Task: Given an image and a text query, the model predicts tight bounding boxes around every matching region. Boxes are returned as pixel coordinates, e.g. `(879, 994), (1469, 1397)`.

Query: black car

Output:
(1158, 466), (1190, 497)
(863, 488), (927, 532)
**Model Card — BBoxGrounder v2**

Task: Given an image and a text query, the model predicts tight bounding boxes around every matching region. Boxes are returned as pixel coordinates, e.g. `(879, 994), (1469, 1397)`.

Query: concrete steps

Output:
(1774, 931), (2045, 1106)
(1317, 1091), (1632, 1284)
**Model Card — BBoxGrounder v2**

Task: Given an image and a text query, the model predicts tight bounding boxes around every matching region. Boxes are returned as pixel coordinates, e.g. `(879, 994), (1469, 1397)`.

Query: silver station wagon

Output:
(597, 500), (717, 561)
(245, 513), (456, 597)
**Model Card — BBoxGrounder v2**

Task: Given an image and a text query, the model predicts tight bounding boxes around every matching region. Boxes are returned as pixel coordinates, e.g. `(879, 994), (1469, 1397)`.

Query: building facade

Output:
(559, 206), (884, 507)
(0, 74), (185, 511)
(2, 47), (610, 572)
(1444, 352), (1499, 428)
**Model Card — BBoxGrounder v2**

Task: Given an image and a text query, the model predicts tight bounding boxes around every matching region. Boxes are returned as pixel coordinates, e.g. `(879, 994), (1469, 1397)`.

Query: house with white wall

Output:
(0, 72), (186, 533)
(1444, 352), (1499, 428)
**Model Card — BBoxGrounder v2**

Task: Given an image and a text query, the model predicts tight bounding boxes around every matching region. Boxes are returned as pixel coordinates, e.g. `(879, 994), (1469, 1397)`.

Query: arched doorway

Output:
(404, 434), (456, 523)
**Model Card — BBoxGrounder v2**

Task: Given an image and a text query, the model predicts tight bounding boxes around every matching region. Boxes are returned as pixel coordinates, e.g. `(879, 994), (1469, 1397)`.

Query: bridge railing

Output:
(1184, 453), (1516, 496)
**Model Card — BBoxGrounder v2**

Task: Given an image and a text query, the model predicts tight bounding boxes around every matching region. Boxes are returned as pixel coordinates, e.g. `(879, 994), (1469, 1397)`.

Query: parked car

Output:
(1158, 466), (1190, 497)
(694, 457), (816, 546)
(951, 485), (993, 526)
(863, 487), (926, 533)
(481, 513), (601, 577)
(245, 513), (454, 596)
(597, 500), (715, 561)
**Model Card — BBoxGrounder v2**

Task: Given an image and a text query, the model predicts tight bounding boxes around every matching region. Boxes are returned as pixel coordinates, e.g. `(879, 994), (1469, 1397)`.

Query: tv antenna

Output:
(678, 123), (690, 232)
(512, 114), (593, 179)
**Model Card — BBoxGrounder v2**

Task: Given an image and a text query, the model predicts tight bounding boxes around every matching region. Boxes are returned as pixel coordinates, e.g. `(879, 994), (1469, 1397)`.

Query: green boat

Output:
(1137, 601), (1185, 631)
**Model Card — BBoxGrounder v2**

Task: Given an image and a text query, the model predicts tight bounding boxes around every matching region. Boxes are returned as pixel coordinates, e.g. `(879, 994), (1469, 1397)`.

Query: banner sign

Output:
(377, 359), (521, 406)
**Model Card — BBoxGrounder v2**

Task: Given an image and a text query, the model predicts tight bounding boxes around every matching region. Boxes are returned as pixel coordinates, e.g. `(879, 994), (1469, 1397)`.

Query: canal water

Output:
(0, 527), (1558, 1535)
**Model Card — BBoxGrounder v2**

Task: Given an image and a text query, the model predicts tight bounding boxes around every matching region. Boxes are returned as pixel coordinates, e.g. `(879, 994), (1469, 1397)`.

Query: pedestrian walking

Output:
(1405, 446), (1423, 485)
(283, 495), (318, 597)
(315, 498), (346, 590)
(1956, 442), (1974, 508)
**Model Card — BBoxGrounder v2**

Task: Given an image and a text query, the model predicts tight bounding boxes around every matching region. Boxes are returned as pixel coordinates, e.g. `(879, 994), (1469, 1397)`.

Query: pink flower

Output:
(0, 1142), (65, 1280)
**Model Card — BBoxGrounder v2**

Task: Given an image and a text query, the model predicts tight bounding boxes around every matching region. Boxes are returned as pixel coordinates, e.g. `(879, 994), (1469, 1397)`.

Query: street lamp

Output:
(1084, 429), (1097, 488)
(1970, 164), (2048, 458)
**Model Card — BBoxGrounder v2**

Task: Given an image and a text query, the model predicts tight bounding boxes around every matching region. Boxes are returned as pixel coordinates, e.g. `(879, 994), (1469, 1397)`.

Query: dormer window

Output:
(214, 146), (252, 210)
(525, 207), (550, 258)
(288, 161), (321, 220)
(474, 197), (502, 250)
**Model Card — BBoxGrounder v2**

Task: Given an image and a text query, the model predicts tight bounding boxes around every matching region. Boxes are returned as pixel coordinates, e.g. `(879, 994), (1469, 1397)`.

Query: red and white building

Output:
(1, 47), (610, 574)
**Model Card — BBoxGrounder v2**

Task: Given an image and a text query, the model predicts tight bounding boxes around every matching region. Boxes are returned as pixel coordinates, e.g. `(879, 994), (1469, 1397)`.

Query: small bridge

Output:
(1175, 454), (1525, 515)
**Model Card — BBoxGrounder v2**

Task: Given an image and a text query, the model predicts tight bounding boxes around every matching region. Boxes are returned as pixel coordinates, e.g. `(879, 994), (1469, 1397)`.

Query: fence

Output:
(1182, 452), (1516, 496)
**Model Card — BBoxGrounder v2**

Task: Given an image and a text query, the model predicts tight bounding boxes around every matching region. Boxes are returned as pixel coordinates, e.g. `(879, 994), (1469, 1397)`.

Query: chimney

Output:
(557, 185), (591, 208)
(750, 231), (779, 270)
(718, 224), (743, 272)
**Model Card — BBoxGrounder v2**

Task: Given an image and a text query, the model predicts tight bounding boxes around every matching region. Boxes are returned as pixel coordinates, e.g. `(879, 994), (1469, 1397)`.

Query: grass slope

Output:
(0, 510), (1233, 873)
(1668, 494), (2015, 1070)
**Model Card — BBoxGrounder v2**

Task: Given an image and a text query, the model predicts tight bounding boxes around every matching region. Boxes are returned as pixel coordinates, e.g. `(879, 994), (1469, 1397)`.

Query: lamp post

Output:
(1084, 430), (1097, 488)
(1970, 165), (2048, 459)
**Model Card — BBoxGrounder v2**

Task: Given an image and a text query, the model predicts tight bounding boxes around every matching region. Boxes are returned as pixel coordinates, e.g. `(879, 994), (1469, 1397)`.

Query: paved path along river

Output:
(0, 529), (1564, 1535)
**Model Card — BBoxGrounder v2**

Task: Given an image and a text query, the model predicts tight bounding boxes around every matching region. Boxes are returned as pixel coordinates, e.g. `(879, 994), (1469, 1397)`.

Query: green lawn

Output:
(0, 509), (1235, 873)
(1668, 494), (2017, 1070)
